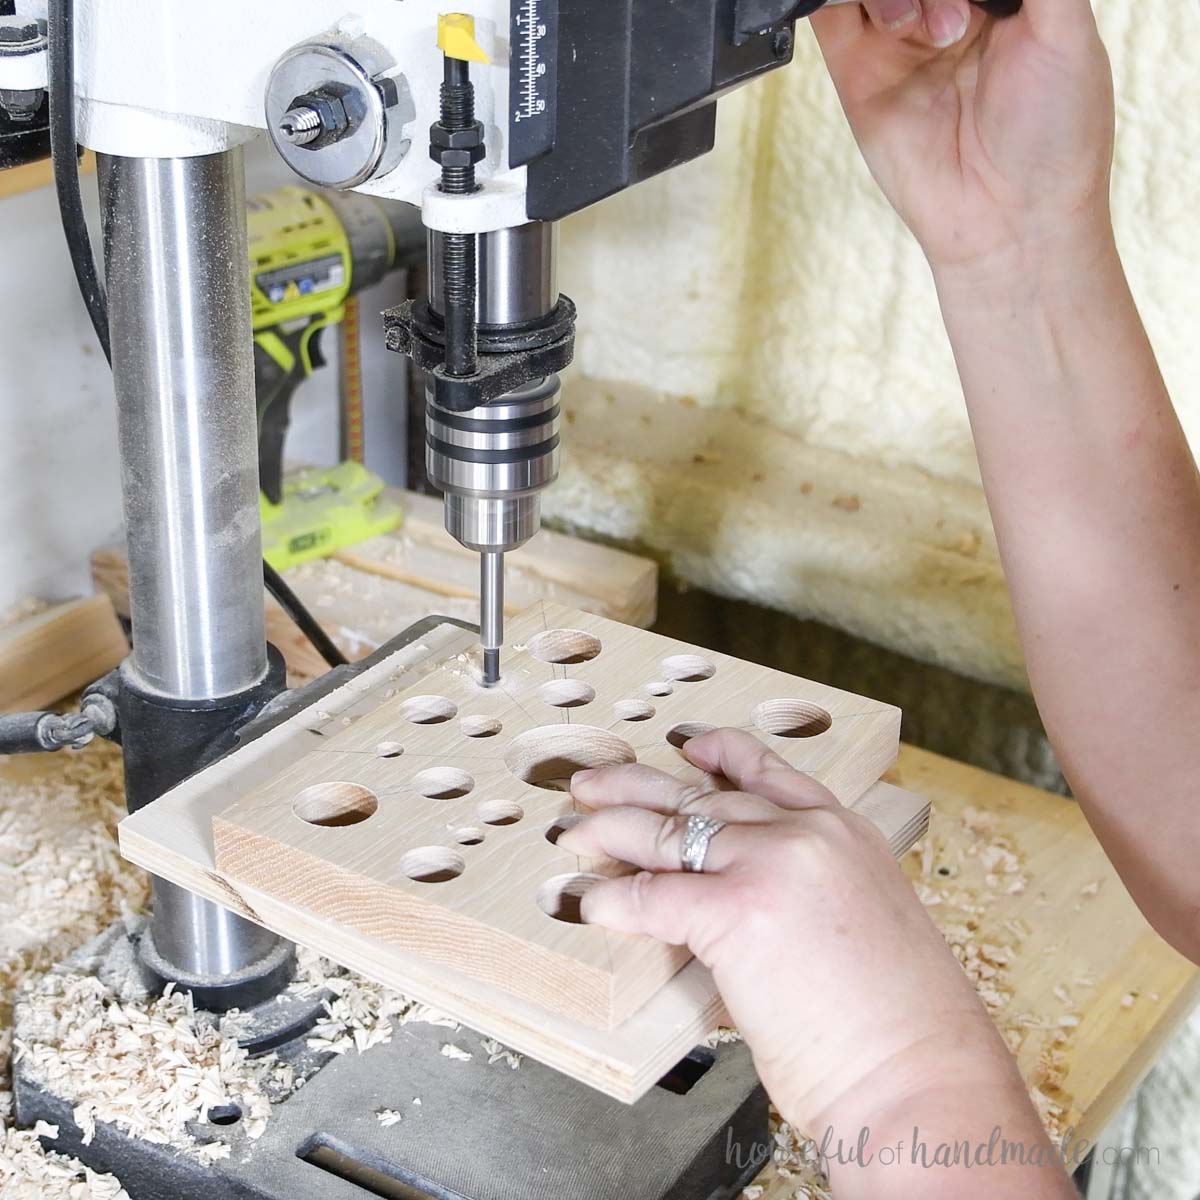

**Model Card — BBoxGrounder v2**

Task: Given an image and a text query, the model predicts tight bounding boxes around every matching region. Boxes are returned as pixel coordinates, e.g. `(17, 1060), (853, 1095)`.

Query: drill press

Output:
(2, 1), (992, 1195)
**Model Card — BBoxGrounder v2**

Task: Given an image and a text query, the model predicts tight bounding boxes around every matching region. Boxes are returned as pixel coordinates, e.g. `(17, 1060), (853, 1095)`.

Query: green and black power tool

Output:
(248, 185), (423, 569)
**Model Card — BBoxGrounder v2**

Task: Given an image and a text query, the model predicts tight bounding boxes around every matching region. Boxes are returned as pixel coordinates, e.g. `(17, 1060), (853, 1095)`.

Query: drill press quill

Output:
(388, 16), (575, 686)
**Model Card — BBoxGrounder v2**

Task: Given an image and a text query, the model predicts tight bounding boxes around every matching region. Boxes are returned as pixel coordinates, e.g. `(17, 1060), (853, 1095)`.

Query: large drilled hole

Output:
(294, 783), (379, 828)
(666, 722), (717, 750)
(539, 679), (596, 709)
(527, 628), (602, 665)
(537, 873), (604, 924)
(398, 695), (457, 724)
(460, 715), (502, 738)
(661, 655), (716, 683)
(752, 699), (833, 739)
(545, 813), (583, 845)
(478, 800), (525, 826)
(400, 846), (465, 884)
(505, 726), (636, 792)
(613, 699), (655, 722)
(206, 1103), (242, 1126)
(413, 768), (474, 800)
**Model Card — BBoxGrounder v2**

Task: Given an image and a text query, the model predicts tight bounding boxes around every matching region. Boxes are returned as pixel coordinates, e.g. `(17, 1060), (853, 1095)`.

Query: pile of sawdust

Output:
(1, 743), (144, 1197)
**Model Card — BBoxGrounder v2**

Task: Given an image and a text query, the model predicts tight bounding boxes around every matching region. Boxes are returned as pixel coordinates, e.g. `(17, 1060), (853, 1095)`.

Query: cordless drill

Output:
(249, 185), (423, 568)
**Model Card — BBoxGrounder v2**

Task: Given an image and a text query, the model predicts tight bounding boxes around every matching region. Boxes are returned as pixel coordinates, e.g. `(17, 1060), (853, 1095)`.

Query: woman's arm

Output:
(813, 0), (1200, 960)
(561, 732), (1074, 1199)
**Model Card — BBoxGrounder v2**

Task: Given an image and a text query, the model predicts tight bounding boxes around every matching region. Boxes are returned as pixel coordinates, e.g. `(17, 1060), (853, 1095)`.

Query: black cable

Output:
(46, 0), (348, 674)
(263, 562), (349, 668)
(47, 0), (110, 364)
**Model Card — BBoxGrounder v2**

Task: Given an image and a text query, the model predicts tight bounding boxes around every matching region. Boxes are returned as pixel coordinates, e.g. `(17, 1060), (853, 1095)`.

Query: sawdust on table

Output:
(0, 746), (1085, 1200)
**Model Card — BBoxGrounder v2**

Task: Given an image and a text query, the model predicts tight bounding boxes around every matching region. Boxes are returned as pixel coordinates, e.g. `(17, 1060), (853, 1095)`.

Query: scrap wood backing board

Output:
(92, 488), (659, 680)
(122, 605), (928, 1097)
(0, 594), (128, 714)
(209, 602), (911, 1030)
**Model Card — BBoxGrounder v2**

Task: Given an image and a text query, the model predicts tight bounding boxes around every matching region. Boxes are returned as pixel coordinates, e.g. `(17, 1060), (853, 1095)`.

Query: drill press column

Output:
(425, 220), (562, 684)
(98, 149), (292, 1006)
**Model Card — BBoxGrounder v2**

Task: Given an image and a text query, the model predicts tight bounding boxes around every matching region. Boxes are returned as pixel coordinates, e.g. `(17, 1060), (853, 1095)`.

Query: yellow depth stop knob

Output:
(438, 13), (491, 63)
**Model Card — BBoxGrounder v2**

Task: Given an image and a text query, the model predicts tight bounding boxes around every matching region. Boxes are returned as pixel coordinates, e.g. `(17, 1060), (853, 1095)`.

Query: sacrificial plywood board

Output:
(210, 602), (908, 1031)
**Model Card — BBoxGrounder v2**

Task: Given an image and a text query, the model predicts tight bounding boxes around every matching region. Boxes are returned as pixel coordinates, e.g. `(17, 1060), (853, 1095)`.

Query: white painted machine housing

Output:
(8, 0), (529, 232)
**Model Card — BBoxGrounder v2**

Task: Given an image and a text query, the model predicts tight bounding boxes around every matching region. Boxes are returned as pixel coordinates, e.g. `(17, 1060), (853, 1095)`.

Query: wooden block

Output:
(209, 602), (904, 1030)
(0, 595), (127, 714)
(120, 614), (927, 1101)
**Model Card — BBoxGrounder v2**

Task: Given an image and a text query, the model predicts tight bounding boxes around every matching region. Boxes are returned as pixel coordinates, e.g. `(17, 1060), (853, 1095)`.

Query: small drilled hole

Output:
(294, 783), (378, 828)
(401, 846), (465, 884)
(461, 715), (502, 738)
(375, 741), (404, 759)
(539, 679), (596, 709)
(666, 722), (716, 750)
(452, 827), (486, 846)
(398, 695), (457, 724)
(413, 768), (475, 800)
(479, 800), (525, 826)
(752, 699), (833, 739)
(661, 655), (716, 683)
(537, 873), (604, 924)
(644, 681), (673, 697)
(613, 699), (655, 722)
(206, 1104), (242, 1126)
(505, 726), (636, 791)
(545, 814), (583, 845)
(527, 628), (602, 665)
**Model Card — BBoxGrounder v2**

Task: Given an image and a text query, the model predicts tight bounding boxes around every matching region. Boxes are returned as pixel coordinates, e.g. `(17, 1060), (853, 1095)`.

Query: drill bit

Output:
(480, 550), (504, 685)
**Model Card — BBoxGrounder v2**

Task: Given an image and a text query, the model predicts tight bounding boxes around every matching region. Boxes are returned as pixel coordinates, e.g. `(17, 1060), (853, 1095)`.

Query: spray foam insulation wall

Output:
(549, 5), (1198, 692)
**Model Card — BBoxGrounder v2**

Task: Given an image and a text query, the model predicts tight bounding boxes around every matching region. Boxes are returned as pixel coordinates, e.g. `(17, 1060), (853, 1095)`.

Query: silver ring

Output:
(681, 814), (728, 873)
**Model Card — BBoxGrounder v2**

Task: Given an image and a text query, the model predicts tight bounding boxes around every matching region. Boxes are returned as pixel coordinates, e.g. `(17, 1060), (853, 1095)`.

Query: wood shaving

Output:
(375, 1108), (403, 1128)
(1, 742), (144, 1198)
(478, 1037), (522, 1070)
(439, 1044), (472, 1063)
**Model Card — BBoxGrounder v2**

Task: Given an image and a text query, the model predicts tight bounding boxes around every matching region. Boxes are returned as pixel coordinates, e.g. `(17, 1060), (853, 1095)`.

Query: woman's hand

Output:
(559, 730), (1016, 1140)
(813, 0), (1115, 275)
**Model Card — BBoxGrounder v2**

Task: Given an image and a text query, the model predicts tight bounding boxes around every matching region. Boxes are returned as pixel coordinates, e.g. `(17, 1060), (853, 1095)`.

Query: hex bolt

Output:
(279, 105), (322, 146)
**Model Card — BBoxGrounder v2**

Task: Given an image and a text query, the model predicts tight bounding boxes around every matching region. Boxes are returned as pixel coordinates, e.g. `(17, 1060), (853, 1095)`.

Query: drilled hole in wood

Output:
(752, 699), (833, 738)
(294, 783), (379, 828)
(206, 1104), (242, 1126)
(644, 681), (674, 697)
(539, 679), (596, 709)
(400, 846), (465, 884)
(666, 722), (717, 749)
(413, 768), (475, 800)
(661, 655), (716, 683)
(545, 814), (583, 845)
(505, 726), (636, 791)
(537, 873), (604, 924)
(460, 715), (502, 738)
(527, 628), (602, 665)
(478, 800), (525, 826)
(613, 699), (655, 722)
(453, 826), (486, 846)
(375, 741), (404, 759)
(398, 695), (457, 724)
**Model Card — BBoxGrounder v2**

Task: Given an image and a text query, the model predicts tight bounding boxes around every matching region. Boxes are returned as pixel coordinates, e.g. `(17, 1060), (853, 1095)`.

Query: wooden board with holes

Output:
(120, 611), (926, 1099)
(208, 601), (912, 1031)
(92, 487), (659, 679)
(0, 594), (128, 714)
